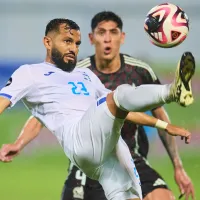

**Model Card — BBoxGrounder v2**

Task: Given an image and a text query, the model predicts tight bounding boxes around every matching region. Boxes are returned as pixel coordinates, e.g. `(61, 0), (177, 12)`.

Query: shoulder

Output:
(28, 62), (48, 70)
(122, 54), (157, 81)
(76, 56), (92, 68)
(17, 62), (45, 70)
(13, 64), (31, 75)
(13, 62), (47, 79)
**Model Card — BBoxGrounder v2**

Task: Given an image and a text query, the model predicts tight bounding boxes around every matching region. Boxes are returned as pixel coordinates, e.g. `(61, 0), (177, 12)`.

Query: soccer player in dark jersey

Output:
(60, 11), (194, 200)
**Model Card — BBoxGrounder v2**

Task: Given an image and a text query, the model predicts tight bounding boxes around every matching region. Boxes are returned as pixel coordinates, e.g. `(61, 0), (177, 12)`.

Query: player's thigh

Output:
(61, 164), (87, 200)
(134, 158), (171, 199)
(97, 137), (142, 200)
(144, 188), (175, 200)
(73, 97), (125, 177)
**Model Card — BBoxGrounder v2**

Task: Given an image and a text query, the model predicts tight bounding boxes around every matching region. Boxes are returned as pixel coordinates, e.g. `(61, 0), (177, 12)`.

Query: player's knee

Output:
(113, 84), (136, 111)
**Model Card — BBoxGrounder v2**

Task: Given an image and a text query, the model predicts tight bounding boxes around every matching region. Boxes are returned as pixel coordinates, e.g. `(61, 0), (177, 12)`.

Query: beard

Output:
(51, 47), (77, 72)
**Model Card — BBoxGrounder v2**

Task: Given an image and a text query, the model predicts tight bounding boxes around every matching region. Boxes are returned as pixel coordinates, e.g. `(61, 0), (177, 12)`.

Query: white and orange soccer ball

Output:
(144, 3), (189, 48)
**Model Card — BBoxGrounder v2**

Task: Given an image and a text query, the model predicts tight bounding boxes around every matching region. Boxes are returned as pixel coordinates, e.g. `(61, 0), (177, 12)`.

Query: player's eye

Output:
(98, 30), (105, 36)
(111, 30), (118, 34)
(64, 39), (72, 44)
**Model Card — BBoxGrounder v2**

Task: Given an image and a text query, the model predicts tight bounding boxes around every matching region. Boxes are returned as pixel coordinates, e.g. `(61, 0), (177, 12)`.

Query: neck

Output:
(45, 56), (55, 65)
(95, 54), (121, 74)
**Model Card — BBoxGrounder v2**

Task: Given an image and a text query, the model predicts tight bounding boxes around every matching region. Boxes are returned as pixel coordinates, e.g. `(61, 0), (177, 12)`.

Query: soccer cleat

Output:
(170, 52), (195, 107)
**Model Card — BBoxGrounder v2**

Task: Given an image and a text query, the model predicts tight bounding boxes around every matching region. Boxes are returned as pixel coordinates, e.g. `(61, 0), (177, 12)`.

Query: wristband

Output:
(155, 119), (168, 130)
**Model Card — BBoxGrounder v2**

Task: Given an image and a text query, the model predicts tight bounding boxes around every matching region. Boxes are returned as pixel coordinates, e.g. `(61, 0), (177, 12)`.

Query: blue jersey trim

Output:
(0, 93), (12, 99)
(97, 97), (106, 106)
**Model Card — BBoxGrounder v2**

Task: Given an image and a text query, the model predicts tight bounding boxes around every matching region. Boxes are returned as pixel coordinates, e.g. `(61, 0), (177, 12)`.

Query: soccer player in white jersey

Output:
(0, 18), (195, 200)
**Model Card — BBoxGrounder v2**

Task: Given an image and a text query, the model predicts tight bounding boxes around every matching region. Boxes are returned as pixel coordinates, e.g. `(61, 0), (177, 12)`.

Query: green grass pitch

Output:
(0, 96), (199, 200)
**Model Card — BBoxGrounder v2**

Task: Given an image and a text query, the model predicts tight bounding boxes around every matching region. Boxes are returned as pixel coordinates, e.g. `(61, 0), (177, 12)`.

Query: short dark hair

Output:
(45, 18), (80, 36)
(91, 11), (123, 31)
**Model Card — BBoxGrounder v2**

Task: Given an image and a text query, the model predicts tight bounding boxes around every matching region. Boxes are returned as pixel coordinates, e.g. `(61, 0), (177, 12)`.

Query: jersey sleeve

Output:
(0, 65), (34, 107)
(136, 65), (161, 85)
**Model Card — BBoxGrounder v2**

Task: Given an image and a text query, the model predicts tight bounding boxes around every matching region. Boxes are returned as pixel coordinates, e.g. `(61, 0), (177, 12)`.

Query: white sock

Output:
(113, 84), (171, 112)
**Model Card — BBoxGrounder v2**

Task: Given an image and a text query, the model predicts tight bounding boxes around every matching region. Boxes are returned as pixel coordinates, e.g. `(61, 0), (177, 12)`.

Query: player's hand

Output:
(175, 167), (195, 200)
(165, 124), (191, 144)
(0, 143), (21, 162)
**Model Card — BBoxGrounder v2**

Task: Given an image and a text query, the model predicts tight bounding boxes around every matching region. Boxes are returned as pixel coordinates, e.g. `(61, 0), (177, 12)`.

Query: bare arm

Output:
(126, 112), (157, 127)
(0, 97), (11, 114)
(14, 116), (43, 150)
(126, 111), (191, 143)
(151, 107), (182, 168)
(152, 106), (195, 199)
(0, 116), (43, 162)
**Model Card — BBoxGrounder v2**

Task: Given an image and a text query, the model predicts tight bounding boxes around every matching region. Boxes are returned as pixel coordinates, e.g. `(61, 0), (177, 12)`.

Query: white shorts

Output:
(63, 96), (142, 200)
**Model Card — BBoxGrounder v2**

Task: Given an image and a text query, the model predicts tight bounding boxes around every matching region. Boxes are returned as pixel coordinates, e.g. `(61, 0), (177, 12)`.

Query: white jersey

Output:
(0, 62), (110, 138)
(1, 62), (143, 200)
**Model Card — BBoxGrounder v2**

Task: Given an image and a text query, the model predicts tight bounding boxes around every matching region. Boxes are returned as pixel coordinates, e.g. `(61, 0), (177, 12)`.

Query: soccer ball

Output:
(144, 3), (189, 48)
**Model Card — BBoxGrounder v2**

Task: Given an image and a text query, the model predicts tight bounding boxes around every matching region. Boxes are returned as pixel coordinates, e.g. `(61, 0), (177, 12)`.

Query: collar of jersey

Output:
(43, 61), (57, 68)
(43, 61), (64, 72)
(90, 54), (125, 75)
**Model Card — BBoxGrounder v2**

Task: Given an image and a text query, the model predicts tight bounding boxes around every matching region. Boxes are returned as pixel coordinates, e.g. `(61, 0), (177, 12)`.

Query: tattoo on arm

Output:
(152, 107), (182, 168)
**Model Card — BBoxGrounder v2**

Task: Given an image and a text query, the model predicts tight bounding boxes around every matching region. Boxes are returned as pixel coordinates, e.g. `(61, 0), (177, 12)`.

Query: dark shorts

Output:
(61, 157), (169, 200)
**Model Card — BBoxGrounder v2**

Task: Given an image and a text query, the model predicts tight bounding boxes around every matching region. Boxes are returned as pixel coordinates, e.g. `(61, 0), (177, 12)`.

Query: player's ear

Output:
(43, 36), (52, 50)
(120, 32), (126, 45)
(88, 33), (94, 45)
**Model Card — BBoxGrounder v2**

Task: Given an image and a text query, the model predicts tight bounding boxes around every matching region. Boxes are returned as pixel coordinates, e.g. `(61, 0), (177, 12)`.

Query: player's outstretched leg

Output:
(109, 52), (195, 114)
(170, 51), (195, 107)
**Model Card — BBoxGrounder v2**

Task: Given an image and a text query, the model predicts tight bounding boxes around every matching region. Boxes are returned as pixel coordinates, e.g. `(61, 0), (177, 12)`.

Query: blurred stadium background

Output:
(0, 0), (199, 199)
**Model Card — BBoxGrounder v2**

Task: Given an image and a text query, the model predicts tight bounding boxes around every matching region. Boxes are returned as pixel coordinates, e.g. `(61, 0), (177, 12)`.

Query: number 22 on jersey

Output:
(68, 82), (90, 96)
